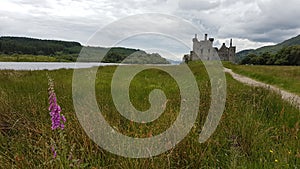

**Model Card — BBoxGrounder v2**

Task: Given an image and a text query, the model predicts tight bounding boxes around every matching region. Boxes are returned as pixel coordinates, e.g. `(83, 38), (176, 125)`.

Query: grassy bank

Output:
(224, 62), (300, 95)
(0, 62), (299, 168)
(0, 54), (74, 62)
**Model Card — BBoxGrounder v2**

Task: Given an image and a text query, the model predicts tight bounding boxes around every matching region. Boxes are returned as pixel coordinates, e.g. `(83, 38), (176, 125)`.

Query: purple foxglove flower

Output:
(48, 78), (66, 130)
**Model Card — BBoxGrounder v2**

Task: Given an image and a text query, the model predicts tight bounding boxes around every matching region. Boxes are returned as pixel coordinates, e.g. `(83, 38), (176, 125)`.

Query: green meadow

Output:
(224, 62), (300, 95)
(0, 62), (299, 168)
(0, 54), (74, 62)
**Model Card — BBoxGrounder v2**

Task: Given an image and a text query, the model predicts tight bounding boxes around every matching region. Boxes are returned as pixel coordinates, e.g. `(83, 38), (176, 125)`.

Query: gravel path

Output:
(224, 68), (300, 110)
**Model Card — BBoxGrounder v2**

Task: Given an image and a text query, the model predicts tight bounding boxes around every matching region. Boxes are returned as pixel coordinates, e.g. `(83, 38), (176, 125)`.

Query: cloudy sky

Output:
(1, 0), (300, 60)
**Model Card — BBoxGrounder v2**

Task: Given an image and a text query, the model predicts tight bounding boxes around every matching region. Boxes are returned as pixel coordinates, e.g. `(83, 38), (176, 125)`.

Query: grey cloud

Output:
(239, 0), (300, 42)
(177, 0), (300, 44)
(118, 34), (190, 56)
(219, 0), (253, 7)
(0, 10), (101, 44)
(1, 0), (300, 55)
(87, 13), (201, 47)
(178, 0), (220, 11)
(11, 0), (51, 8)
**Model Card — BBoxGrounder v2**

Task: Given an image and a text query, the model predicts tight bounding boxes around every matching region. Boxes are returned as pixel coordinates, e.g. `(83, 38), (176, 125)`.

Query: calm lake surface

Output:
(0, 62), (123, 70)
(0, 62), (175, 70)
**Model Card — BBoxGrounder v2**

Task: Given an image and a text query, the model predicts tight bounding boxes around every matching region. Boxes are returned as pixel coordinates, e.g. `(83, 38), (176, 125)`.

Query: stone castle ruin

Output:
(183, 34), (236, 63)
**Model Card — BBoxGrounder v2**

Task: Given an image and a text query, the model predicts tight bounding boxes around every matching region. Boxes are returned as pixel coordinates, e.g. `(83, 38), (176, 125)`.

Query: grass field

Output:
(224, 62), (300, 96)
(0, 62), (299, 168)
(0, 54), (72, 62)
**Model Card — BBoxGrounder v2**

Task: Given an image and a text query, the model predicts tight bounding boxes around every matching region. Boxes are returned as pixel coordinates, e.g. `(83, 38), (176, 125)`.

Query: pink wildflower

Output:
(48, 78), (66, 130)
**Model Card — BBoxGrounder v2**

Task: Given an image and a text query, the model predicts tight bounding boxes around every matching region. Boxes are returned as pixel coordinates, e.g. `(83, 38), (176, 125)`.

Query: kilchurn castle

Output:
(183, 34), (236, 63)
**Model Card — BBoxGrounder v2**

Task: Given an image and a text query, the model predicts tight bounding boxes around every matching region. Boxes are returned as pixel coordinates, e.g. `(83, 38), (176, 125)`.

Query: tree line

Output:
(241, 45), (300, 65)
(0, 36), (82, 56)
(0, 36), (169, 63)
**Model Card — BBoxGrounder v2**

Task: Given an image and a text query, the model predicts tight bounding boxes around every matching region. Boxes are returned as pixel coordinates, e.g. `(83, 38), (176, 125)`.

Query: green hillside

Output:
(0, 36), (169, 64)
(237, 34), (300, 59)
(0, 36), (82, 56)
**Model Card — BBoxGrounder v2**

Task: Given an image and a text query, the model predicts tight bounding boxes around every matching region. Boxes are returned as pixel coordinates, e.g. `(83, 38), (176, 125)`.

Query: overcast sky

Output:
(1, 0), (300, 60)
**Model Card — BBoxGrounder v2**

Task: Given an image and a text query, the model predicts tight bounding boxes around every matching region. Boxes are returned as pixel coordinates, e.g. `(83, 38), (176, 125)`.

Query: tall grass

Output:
(0, 62), (299, 168)
(0, 54), (70, 62)
(224, 62), (300, 95)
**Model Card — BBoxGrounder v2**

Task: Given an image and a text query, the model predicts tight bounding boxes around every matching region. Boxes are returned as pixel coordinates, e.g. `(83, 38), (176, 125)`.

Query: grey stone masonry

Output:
(184, 34), (236, 63)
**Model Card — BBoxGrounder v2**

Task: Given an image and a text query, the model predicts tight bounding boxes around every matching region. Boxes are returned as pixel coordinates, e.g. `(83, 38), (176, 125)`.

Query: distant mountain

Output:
(0, 36), (169, 64)
(237, 34), (300, 60)
(167, 59), (182, 65)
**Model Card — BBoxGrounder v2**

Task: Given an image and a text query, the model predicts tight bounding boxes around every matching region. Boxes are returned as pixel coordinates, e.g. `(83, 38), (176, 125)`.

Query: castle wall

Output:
(186, 34), (236, 63)
(218, 43), (229, 61)
(190, 34), (218, 61)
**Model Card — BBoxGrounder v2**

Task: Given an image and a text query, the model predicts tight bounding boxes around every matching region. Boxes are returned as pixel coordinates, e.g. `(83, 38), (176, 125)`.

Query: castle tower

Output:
(228, 39), (236, 63)
(193, 34), (198, 43)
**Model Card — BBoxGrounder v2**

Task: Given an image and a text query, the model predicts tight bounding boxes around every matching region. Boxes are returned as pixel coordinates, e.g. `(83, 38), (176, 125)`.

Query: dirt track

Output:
(224, 68), (300, 110)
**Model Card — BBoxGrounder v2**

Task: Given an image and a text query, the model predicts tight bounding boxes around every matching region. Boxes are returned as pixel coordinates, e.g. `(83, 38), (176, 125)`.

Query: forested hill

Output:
(238, 34), (300, 65)
(0, 36), (82, 55)
(0, 36), (169, 64)
(237, 34), (300, 59)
